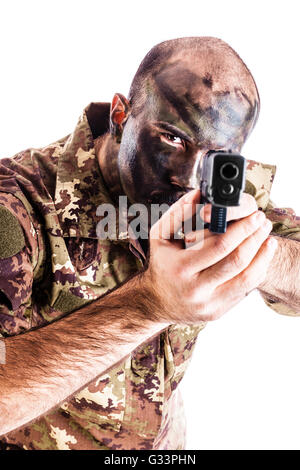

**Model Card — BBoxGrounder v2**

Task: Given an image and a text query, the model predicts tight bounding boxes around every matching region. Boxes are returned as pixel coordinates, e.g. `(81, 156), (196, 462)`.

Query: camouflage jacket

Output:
(0, 102), (299, 450)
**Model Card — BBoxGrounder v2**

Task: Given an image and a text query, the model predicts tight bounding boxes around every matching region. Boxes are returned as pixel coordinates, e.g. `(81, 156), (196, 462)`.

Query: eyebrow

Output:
(152, 121), (195, 144)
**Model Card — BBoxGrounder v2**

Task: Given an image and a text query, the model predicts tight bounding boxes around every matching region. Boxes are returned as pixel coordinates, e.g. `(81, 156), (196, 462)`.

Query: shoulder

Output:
(0, 204), (25, 258)
(0, 192), (38, 260)
(245, 159), (277, 210)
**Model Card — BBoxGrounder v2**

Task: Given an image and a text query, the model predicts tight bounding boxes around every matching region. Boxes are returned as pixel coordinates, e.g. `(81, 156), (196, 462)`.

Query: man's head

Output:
(108, 36), (260, 206)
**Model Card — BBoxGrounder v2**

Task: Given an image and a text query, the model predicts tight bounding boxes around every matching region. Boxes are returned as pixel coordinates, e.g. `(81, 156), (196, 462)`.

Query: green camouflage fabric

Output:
(245, 160), (300, 316)
(0, 102), (299, 450)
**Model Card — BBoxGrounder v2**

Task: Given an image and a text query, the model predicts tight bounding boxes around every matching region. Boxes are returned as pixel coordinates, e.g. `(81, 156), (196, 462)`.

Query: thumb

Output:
(151, 189), (201, 241)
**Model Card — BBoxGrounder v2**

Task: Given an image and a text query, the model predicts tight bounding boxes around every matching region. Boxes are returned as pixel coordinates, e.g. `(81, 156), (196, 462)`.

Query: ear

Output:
(110, 93), (131, 143)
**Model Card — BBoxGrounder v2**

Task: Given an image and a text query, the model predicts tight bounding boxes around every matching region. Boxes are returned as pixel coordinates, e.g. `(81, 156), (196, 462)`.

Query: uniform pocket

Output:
(65, 238), (100, 272)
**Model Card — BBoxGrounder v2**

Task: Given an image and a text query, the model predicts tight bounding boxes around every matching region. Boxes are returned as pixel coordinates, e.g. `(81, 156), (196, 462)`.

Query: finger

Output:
(200, 192), (258, 223)
(197, 236), (278, 322)
(184, 228), (210, 248)
(181, 210), (268, 274)
(200, 217), (273, 289)
(151, 189), (201, 241)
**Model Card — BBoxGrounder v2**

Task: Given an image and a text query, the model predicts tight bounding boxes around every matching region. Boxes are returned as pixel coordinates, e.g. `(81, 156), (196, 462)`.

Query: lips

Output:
(148, 189), (187, 205)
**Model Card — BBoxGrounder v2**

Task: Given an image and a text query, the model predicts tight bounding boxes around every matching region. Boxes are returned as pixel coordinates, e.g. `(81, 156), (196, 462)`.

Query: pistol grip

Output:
(209, 206), (227, 233)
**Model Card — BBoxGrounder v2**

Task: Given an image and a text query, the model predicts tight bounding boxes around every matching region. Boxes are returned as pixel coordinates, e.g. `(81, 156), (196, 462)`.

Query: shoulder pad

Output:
(0, 206), (25, 258)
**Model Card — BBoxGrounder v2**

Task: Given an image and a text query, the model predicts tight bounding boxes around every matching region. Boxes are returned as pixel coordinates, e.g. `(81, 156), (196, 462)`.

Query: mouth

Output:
(148, 189), (187, 205)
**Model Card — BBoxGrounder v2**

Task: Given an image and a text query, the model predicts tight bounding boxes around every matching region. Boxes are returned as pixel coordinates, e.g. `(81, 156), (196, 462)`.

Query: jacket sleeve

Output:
(245, 159), (300, 316)
(259, 198), (300, 316)
(0, 193), (35, 337)
(265, 199), (300, 241)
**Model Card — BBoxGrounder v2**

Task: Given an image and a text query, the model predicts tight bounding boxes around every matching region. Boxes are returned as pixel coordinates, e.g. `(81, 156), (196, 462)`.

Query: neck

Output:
(95, 134), (150, 259)
(94, 133), (125, 204)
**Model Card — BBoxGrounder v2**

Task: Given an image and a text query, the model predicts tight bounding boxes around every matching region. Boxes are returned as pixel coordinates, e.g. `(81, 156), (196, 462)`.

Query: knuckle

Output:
(186, 285), (200, 304)
(239, 270), (252, 292)
(175, 263), (188, 280)
(188, 282), (210, 306)
(213, 235), (229, 257)
(230, 248), (245, 271)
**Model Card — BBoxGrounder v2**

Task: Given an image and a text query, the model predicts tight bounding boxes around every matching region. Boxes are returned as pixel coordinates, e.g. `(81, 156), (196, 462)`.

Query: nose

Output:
(170, 151), (203, 190)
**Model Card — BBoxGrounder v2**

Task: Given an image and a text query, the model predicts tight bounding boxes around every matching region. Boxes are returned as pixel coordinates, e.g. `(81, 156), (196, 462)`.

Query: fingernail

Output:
(185, 232), (196, 243)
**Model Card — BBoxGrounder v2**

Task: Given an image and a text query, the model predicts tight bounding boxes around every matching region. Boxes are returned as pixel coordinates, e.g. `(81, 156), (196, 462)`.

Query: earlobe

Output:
(110, 93), (131, 143)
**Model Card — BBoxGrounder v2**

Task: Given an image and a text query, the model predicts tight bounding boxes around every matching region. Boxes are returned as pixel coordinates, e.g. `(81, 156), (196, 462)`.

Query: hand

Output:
(143, 190), (278, 324)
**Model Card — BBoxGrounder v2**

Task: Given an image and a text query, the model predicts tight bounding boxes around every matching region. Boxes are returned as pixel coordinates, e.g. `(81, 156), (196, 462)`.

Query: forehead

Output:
(139, 61), (258, 150)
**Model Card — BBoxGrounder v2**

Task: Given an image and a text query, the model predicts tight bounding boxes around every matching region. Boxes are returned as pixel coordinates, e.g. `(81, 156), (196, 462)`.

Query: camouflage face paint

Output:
(117, 60), (259, 210)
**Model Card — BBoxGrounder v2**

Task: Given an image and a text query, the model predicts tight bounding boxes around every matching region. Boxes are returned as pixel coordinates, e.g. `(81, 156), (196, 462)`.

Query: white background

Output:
(1, 0), (300, 450)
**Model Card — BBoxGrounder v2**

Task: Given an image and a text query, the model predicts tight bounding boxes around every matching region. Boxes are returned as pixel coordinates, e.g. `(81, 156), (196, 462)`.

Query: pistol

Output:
(200, 151), (246, 233)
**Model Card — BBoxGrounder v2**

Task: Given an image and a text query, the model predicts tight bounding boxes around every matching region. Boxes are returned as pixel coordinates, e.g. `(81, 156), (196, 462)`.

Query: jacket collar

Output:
(54, 102), (146, 261)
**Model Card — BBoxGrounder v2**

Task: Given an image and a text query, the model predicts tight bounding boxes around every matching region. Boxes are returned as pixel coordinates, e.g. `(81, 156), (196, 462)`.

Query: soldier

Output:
(0, 36), (299, 450)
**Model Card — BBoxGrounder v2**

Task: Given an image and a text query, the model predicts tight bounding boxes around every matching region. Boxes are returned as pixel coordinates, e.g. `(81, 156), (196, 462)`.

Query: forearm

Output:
(0, 272), (169, 436)
(258, 235), (300, 312)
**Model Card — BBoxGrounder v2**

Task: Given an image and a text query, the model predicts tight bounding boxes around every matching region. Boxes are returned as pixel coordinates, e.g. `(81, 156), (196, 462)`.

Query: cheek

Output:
(118, 139), (161, 203)
(137, 129), (176, 180)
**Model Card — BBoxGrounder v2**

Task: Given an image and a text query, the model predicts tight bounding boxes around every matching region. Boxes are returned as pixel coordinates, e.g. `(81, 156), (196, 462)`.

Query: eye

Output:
(161, 133), (186, 149)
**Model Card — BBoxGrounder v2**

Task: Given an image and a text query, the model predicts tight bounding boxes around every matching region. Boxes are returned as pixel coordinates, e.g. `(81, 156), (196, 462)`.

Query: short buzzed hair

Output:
(128, 36), (260, 125)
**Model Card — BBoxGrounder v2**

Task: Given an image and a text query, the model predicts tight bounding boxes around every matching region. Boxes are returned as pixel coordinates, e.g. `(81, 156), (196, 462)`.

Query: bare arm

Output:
(258, 236), (300, 313)
(1, 190), (276, 437)
(0, 272), (169, 437)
